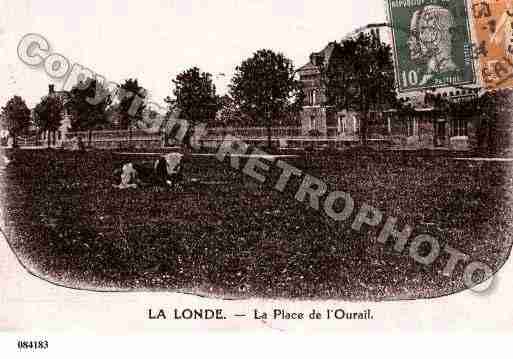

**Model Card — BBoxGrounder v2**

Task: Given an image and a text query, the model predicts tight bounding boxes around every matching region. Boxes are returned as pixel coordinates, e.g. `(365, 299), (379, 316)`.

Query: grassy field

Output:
(1, 147), (512, 300)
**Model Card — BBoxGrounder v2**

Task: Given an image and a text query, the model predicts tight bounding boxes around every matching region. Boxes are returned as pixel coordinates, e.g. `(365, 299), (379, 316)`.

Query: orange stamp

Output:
(471, 0), (513, 88)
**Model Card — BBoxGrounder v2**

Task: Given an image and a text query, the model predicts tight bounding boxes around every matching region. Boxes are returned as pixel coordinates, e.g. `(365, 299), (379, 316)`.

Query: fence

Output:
(17, 135), (40, 147)
(2, 127), (362, 150)
(66, 127), (345, 141)
(208, 127), (303, 139)
(66, 127), (307, 143)
(66, 129), (161, 141)
(61, 126), (360, 150)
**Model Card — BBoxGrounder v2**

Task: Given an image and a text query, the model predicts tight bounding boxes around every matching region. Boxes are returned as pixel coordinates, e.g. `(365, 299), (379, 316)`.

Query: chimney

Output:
(49, 84), (55, 94)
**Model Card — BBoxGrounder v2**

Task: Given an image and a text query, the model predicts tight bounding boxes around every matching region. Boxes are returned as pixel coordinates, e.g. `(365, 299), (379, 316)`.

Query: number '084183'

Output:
(17, 340), (49, 350)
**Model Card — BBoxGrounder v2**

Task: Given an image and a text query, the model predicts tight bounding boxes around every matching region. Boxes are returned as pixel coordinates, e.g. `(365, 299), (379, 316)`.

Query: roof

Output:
(297, 61), (320, 75)
(298, 42), (338, 75)
(299, 22), (391, 74)
(341, 22), (388, 41)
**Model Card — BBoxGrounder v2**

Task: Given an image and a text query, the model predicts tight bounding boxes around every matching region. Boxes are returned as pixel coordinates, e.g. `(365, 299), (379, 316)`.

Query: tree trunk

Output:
(361, 112), (368, 145)
(161, 130), (167, 148)
(184, 124), (193, 150)
(47, 130), (51, 148)
(267, 125), (272, 150)
(266, 114), (272, 150)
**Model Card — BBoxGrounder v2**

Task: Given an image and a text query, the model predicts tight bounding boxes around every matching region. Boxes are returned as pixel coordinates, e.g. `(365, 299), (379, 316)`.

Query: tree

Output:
(33, 94), (64, 147)
(67, 78), (112, 132)
(1, 96), (31, 148)
(215, 95), (251, 128)
(475, 89), (513, 154)
(323, 33), (399, 143)
(167, 67), (219, 125)
(139, 107), (160, 129)
(230, 49), (304, 148)
(165, 67), (219, 147)
(116, 78), (147, 130)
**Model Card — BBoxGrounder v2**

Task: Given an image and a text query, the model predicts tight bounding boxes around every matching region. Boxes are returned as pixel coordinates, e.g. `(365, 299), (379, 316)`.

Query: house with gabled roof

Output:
(297, 42), (360, 140)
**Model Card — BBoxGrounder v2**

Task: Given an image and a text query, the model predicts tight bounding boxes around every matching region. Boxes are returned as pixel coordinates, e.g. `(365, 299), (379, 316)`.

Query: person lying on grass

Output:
(113, 152), (184, 190)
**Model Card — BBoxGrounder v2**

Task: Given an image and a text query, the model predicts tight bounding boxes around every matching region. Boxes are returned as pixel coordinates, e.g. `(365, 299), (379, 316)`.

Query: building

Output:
(297, 42), (360, 139)
(298, 23), (487, 151)
(390, 89), (483, 150)
(297, 24), (389, 140)
(341, 22), (388, 42)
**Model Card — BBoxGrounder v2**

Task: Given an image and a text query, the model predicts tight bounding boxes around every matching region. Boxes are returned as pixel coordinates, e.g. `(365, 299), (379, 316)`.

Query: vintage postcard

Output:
(1, 0), (513, 352)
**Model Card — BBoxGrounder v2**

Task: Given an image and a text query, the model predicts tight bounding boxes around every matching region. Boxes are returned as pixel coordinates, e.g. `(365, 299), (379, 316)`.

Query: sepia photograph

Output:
(1, 0), (512, 352)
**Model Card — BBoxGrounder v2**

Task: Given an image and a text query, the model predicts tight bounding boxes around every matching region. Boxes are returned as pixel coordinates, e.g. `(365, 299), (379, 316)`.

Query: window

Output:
(452, 118), (468, 137)
(310, 116), (317, 131)
(405, 117), (417, 137)
(306, 89), (320, 106)
(338, 115), (346, 134)
(307, 91), (313, 106)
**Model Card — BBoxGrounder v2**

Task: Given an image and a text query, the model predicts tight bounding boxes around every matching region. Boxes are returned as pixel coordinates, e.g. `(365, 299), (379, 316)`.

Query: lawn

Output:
(1, 147), (512, 301)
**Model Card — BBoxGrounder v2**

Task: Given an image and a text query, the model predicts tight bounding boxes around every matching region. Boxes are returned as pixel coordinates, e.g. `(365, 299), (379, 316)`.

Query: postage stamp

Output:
(470, 0), (513, 88)
(386, 0), (476, 92)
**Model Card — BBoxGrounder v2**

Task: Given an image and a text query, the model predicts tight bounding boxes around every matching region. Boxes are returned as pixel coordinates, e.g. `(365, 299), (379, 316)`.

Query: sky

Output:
(0, 0), (387, 108)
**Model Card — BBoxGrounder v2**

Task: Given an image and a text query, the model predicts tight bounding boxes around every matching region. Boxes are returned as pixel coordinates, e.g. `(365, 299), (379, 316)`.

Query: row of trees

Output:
(168, 36), (400, 147)
(1, 48), (309, 148)
(166, 50), (305, 147)
(163, 37), (400, 147)
(7, 34), (505, 149)
(6, 34), (469, 147)
(0, 78), (149, 147)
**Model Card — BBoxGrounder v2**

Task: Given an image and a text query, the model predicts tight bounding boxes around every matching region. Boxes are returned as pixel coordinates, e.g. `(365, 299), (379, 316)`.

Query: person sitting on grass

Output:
(113, 163), (140, 189)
